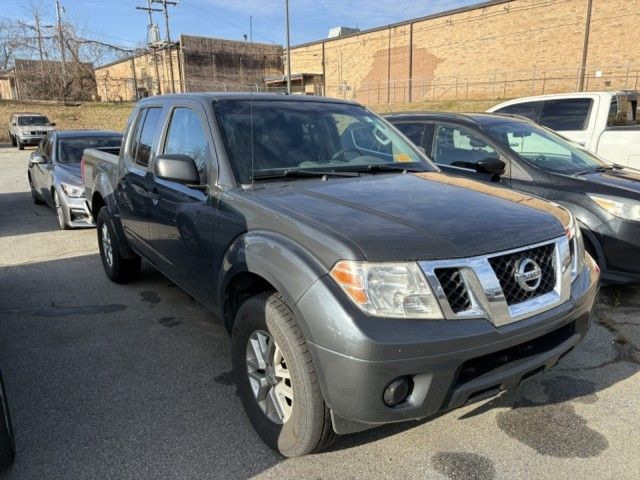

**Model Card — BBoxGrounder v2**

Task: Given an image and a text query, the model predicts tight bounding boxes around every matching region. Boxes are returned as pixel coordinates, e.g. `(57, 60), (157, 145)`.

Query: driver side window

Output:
(433, 125), (498, 168)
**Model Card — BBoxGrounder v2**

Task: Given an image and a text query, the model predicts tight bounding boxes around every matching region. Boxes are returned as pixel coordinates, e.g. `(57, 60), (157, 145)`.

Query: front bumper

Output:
(17, 134), (46, 146)
(60, 195), (95, 228)
(295, 259), (599, 434)
(593, 217), (640, 283)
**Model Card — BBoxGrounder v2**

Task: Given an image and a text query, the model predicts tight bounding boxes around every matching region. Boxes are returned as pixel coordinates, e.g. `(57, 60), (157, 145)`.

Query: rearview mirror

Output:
(476, 158), (506, 177)
(155, 154), (199, 185)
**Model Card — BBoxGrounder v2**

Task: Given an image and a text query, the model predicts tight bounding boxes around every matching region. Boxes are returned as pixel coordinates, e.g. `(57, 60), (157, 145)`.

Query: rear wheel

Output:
(96, 207), (141, 283)
(0, 371), (15, 471)
(231, 292), (336, 457)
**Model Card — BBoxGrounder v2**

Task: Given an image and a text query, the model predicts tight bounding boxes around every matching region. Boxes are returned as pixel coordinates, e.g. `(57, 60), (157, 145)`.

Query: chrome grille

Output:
(488, 243), (556, 306)
(434, 268), (472, 313)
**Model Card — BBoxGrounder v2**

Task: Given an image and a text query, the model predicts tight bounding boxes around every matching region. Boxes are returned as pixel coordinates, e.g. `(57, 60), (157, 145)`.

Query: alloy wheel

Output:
(245, 329), (294, 424)
(101, 223), (114, 268)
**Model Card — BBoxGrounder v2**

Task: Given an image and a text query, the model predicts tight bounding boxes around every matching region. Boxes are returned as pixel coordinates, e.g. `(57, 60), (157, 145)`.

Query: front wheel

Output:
(17, 139), (24, 150)
(10, 135), (16, 147)
(0, 371), (15, 471)
(53, 191), (69, 230)
(96, 207), (141, 283)
(231, 292), (336, 457)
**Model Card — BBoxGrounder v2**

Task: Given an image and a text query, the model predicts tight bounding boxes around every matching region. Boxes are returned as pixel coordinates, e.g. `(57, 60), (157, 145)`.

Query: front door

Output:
(147, 104), (216, 302)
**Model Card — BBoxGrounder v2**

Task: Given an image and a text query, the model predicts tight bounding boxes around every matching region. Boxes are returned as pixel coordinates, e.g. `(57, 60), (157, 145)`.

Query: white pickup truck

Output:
(489, 91), (640, 169)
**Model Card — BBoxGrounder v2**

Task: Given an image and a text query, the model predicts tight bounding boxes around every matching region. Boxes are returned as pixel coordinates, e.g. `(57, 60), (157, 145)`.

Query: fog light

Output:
(383, 377), (412, 407)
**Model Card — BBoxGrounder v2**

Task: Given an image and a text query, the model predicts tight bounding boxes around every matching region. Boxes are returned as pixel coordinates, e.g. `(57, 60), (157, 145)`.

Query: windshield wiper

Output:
(574, 165), (613, 176)
(348, 163), (428, 174)
(253, 169), (360, 180)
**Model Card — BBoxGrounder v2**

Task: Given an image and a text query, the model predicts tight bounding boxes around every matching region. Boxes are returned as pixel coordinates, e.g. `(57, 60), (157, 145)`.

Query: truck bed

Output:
(82, 147), (121, 204)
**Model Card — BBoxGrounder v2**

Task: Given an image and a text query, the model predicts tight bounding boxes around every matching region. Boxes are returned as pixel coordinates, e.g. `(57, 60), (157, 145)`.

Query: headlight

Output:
(330, 261), (443, 319)
(589, 194), (640, 222)
(565, 212), (585, 281)
(61, 182), (85, 198)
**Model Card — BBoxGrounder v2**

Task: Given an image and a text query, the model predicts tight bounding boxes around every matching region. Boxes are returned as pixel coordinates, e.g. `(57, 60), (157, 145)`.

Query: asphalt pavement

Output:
(1, 145), (639, 480)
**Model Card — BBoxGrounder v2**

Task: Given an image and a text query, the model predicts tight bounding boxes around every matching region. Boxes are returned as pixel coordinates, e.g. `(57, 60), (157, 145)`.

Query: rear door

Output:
(117, 106), (164, 251)
(147, 100), (217, 301)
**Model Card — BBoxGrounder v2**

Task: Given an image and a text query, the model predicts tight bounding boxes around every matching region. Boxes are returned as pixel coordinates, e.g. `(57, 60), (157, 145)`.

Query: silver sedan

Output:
(27, 130), (122, 230)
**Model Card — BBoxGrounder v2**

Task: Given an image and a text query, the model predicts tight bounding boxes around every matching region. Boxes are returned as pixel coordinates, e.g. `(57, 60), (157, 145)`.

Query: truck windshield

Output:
(481, 120), (609, 175)
(213, 99), (432, 183)
(17, 116), (50, 126)
(58, 136), (122, 163)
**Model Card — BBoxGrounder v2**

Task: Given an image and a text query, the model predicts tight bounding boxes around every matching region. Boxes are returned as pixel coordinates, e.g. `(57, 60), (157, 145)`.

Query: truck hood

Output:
(253, 172), (569, 261)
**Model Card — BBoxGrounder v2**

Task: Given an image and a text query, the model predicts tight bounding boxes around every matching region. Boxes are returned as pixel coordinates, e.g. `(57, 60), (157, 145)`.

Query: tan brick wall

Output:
(290, 0), (640, 104)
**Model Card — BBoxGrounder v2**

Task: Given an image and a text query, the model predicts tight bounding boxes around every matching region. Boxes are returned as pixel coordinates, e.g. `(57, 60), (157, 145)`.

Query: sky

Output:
(9, 0), (480, 50)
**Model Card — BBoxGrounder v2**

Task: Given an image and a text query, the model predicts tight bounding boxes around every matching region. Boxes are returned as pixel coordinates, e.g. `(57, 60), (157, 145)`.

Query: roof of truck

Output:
(137, 92), (361, 106)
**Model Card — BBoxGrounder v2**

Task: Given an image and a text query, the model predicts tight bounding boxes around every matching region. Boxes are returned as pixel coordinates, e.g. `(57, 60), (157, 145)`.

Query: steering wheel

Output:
(330, 147), (364, 162)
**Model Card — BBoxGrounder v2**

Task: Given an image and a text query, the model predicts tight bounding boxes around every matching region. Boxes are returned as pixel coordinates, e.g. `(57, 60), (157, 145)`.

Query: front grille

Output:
(30, 130), (46, 135)
(435, 268), (472, 313)
(488, 243), (556, 306)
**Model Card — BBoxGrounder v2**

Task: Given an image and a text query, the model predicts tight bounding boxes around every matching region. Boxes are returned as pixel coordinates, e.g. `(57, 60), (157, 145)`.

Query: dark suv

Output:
(83, 94), (599, 456)
(386, 112), (640, 284)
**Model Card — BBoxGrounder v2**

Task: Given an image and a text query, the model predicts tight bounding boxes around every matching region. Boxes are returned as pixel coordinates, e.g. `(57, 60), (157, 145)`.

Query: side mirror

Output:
(30, 154), (46, 164)
(10, 122), (16, 126)
(476, 158), (506, 177)
(155, 154), (199, 185)
(50, 122), (56, 126)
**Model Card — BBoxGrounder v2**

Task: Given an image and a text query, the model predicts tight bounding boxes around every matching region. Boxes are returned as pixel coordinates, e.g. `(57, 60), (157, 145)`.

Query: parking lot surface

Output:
(1, 145), (639, 479)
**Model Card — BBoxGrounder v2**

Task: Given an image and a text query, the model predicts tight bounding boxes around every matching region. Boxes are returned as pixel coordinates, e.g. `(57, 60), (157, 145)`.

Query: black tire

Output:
(96, 206), (141, 283)
(17, 139), (24, 150)
(231, 292), (337, 457)
(28, 176), (44, 205)
(10, 134), (16, 147)
(53, 191), (69, 230)
(0, 371), (15, 472)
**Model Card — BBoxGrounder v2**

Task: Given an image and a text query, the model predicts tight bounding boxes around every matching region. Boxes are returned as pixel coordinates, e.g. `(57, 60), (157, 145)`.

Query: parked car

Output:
(488, 91), (640, 168)
(386, 112), (640, 284)
(83, 93), (599, 457)
(28, 130), (122, 230)
(0, 370), (15, 471)
(9, 113), (56, 150)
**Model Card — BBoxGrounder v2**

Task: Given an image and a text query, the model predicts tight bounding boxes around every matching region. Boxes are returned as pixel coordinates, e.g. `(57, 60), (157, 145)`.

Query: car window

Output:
(539, 98), (592, 131)
(134, 107), (162, 167)
(482, 120), (607, 174)
(394, 122), (426, 145)
(433, 125), (498, 169)
(163, 108), (211, 183)
(495, 101), (541, 122)
(58, 136), (122, 164)
(128, 109), (146, 162)
(38, 136), (50, 159)
(607, 95), (640, 127)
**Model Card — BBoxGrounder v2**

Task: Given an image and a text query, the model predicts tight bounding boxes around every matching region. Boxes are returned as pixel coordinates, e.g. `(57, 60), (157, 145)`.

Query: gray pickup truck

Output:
(82, 93), (599, 457)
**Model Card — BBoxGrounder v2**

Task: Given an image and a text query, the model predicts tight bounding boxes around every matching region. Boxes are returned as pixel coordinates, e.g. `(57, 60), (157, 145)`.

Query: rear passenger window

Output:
(495, 101), (541, 122)
(394, 122), (426, 145)
(539, 99), (592, 131)
(131, 107), (162, 167)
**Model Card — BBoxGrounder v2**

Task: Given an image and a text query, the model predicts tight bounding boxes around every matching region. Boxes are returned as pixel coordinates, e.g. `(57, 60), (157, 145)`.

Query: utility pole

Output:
(34, 13), (44, 60)
(579, 0), (593, 92)
(249, 15), (253, 44)
(285, 0), (291, 94)
(55, 0), (67, 101)
(136, 0), (163, 95)
(152, 0), (177, 93)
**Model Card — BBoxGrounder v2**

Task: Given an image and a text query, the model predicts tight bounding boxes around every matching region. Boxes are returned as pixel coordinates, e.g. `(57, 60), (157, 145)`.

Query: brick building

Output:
(95, 34), (283, 101)
(288, 0), (640, 104)
(0, 59), (96, 101)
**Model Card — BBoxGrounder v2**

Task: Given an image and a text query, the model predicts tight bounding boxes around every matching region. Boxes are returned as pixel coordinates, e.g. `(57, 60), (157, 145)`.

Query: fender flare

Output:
(217, 230), (330, 338)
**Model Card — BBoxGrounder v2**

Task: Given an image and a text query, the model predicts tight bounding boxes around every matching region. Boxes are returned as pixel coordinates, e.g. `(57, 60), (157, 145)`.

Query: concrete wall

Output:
(289, 0), (640, 104)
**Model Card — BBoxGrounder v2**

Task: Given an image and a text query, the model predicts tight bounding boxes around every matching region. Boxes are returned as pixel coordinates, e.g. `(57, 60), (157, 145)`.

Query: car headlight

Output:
(589, 194), (640, 222)
(565, 212), (585, 281)
(61, 182), (85, 198)
(330, 261), (443, 319)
